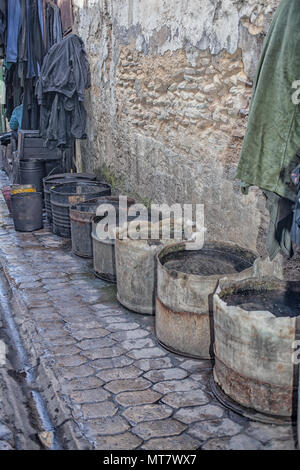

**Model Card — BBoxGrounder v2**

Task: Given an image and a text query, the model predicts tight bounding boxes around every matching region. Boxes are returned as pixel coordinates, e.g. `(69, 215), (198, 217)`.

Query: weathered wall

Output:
(72, 0), (298, 276)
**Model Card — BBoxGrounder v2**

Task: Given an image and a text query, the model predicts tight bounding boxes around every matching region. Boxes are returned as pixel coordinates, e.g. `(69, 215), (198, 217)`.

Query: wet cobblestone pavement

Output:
(0, 170), (297, 450)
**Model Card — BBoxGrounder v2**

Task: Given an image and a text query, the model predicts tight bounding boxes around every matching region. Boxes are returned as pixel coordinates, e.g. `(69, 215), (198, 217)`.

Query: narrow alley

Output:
(0, 168), (296, 451)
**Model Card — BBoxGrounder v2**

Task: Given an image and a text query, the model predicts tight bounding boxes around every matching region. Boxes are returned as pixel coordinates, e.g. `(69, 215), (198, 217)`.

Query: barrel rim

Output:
(214, 276), (300, 319)
(43, 172), (96, 183)
(11, 191), (43, 198)
(91, 231), (116, 245)
(156, 240), (259, 282)
(49, 180), (111, 196)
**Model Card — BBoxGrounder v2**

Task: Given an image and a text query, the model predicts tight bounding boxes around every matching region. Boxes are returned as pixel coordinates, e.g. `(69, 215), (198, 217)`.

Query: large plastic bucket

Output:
(11, 192), (43, 232)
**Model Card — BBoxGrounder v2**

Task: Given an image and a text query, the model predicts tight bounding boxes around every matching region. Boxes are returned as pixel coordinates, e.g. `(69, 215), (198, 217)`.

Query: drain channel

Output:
(0, 268), (63, 450)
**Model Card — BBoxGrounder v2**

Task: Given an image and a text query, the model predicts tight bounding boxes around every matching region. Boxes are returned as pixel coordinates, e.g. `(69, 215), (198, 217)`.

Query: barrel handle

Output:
(46, 165), (60, 178)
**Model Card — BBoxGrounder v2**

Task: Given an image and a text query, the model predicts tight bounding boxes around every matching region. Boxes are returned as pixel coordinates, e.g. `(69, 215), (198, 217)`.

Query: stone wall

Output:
(72, 0), (299, 277)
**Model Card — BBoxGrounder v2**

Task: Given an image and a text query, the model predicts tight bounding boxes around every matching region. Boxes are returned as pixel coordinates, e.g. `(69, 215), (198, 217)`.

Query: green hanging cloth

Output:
(236, 0), (300, 203)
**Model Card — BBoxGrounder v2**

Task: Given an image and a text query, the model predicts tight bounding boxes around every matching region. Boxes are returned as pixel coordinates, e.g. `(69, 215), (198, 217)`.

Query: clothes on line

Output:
(235, 0), (300, 254)
(36, 34), (90, 149)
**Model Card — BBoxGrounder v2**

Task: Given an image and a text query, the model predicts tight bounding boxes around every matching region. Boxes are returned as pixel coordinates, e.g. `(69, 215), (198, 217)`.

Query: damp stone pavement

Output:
(0, 171), (297, 451)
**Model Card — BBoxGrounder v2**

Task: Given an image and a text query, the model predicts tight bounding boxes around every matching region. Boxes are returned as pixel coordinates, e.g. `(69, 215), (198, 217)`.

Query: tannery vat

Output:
(115, 219), (184, 315)
(70, 201), (101, 258)
(50, 181), (111, 238)
(155, 241), (259, 359)
(91, 196), (136, 282)
(43, 172), (96, 225)
(212, 277), (300, 421)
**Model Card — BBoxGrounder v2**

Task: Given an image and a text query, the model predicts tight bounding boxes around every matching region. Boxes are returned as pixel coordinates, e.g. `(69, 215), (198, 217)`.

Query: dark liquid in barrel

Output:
(161, 249), (252, 276)
(222, 290), (300, 318)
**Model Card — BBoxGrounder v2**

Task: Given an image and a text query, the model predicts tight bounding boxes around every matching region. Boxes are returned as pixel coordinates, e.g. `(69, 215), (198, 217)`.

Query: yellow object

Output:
(11, 185), (36, 195)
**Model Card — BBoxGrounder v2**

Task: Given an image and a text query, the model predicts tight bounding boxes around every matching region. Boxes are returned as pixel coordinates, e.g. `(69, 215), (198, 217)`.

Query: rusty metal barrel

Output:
(43, 173), (96, 225)
(70, 201), (100, 258)
(212, 278), (300, 423)
(50, 181), (111, 238)
(115, 219), (184, 315)
(91, 196), (136, 282)
(155, 241), (259, 359)
(70, 196), (136, 259)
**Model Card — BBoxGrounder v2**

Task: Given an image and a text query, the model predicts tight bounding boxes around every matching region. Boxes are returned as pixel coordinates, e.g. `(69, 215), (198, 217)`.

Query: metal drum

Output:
(156, 241), (259, 359)
(212, 277), (300, 423)
(91, 196), (136, 281)
(19, 159), (45, 194)
(11, 191), (43, 232)
(70, 201), (100, 258)
(115, 219), (184, 315)
(50, 181), (111, 238)
(43, 173), (97, 225)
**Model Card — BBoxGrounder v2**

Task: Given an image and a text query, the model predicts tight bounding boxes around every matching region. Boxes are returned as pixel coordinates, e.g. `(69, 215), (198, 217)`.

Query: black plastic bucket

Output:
(50, 181), (112, 238)
(43, 173), (97, 225)
(19, 159), (45, 194)
(11, 192), (43, 232)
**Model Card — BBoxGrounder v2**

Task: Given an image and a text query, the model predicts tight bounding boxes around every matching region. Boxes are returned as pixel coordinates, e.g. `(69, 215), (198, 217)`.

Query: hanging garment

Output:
(21, 77), (40, 130)
(53, 5), (62, 44)
(38, 0), (44, 40)
(46, 3), (54, 52)
(25, 0), (44, 79)
(18, 0), (27, 85)
(263, 190), (294, 260)
(45, 3), (63, 52)
(37, 34), (90, 100)
(236, 0), (300, 203)
(4, 63), (22, 120)
(3, 0), (45, 131)
(291, 164), (300, 244)
(6, 0), (21, 63)
(0, 0), (7, 59)
(36, 34), (90, 148)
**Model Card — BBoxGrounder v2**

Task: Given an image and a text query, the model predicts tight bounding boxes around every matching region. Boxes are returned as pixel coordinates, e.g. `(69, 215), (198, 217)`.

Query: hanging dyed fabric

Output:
(36, 34), (90, 149)
(235, 0), (300, 257)
(0, 0), (7, 59)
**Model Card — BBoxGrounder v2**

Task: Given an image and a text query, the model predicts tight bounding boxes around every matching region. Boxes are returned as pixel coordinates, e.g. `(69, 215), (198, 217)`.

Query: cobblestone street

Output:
(0, 169), (297, 450)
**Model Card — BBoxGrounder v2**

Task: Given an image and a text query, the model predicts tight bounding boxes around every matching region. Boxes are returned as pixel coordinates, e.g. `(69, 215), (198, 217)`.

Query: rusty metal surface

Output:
(155, 241), (259, 359)
(70, 206), (95, 258)
(115, 223), (180, 315)
(156, 297), (211, 359)
(92, 234), (116, 284)
(213, 356), (296, 419)
(50, 182), (111, 238)
(70, 196), (135, 257)
(43, 173), (96, 224)
(213, 278), (299, 418)
(90, 196), (136, 278)
(210, 375), (294, 425)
